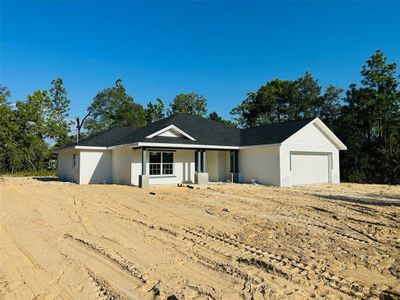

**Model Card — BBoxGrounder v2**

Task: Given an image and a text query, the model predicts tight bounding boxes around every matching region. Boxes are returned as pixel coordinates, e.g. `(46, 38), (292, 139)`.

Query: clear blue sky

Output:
(1, 1), (399, 120)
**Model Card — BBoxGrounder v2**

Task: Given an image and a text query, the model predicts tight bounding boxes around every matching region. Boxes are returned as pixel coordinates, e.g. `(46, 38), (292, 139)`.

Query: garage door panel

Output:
(291, 153), (330, 185)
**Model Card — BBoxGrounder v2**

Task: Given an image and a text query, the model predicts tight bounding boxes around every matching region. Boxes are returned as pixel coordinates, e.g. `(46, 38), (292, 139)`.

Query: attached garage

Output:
(56, 114), (347, 187)
(279, 119), (347, 187)
(290, 152), (331, 185)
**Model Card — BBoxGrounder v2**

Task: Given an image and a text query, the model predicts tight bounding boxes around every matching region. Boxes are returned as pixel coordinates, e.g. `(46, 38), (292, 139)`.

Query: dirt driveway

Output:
(0, 177), (399, 299)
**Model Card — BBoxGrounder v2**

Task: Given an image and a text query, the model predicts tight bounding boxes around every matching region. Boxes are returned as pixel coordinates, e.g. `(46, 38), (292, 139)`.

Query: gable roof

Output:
(240, 118), (314, 146)
(145, 124), (196, 141)
(56, 113), (345, 151)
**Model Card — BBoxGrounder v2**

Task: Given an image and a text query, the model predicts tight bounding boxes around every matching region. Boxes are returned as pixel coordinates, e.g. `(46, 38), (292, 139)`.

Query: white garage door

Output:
(291, 153), (330, 185)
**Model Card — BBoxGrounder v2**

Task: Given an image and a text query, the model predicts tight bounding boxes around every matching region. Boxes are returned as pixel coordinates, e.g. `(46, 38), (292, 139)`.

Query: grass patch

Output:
(0, 169), (57, 177)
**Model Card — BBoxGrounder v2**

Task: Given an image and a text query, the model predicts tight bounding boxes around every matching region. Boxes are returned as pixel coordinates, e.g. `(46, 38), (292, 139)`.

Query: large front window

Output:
(149, 151), (174, 175)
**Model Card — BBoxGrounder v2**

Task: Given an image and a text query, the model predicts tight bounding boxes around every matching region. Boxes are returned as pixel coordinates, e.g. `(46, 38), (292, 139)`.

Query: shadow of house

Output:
(33, 176), (61, 182)
(85, 152), (112, 184)
(366, 193), (400, 200)
(312, 194), (400, 207)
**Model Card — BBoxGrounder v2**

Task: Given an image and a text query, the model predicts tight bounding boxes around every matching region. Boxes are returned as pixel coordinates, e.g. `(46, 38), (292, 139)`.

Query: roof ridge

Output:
(241, 117), (315, 131)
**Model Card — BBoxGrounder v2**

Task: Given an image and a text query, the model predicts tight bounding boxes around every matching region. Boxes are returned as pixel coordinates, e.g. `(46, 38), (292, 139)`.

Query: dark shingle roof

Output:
(69, 127), (139, 147)
(59, 114), (314, 150)
(240, 118), (314, 146)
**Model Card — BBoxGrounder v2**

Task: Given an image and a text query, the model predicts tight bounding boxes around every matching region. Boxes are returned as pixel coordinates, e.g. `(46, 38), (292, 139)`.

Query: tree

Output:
(47, 78), (71, 146)
(230, 72), (342, 128)
(14, 90), (52, 171)
(339, 50), (400, 183)
(317, 85), (343, 126)
(146, 98), (165, 123)
(0, 85), (21, 173)
(208, 112), (236, 127)
(168, 93), (207, 116)
(85, 79), (147, 134)
(0, 85), (11, 104)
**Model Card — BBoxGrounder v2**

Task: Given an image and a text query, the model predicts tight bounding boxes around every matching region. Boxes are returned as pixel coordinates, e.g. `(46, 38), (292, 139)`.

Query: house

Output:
(56, 113), (347, 187)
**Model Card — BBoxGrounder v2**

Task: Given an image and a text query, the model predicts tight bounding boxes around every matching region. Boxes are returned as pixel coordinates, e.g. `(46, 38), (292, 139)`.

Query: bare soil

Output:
(0, 177), (399, 299)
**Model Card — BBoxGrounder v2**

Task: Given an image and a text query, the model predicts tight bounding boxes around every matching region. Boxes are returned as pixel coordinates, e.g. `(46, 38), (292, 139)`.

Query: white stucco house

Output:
(56, 113), (347, 188)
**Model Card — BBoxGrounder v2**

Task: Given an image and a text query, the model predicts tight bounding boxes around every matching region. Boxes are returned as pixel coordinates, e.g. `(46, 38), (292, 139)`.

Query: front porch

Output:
(135, 147), (239, 188)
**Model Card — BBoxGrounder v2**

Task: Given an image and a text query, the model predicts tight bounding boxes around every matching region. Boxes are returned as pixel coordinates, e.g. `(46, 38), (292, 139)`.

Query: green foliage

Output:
(230, 72), (342, 128)
(168, 93), (207, 116)
(14, 90), (52, 171)
(47, 78), (71, 147)
(85, 79), (147, 134)
(0, 169), (57, 177)
(1, 50), (398, 184)
(338, 50), (400, 184)
(0, 79), (73, 174)
(0, 85), (21, 173)
(146, 98), (165, 123)
(208, 112), (236, 127)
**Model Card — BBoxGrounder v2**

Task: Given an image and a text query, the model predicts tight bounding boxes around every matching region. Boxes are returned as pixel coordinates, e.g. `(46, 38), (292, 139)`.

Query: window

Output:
(149, 151), (174, 175)
(73, 154), (76, 168)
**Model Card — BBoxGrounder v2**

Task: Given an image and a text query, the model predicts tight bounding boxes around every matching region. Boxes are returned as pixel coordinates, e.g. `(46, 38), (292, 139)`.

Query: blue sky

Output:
(1, 1), (399, 120)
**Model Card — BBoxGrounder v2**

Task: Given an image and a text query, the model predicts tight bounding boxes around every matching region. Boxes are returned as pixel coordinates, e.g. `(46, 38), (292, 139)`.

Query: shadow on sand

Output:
(311, 194), (400, 207)
(33, 176), (61, 183)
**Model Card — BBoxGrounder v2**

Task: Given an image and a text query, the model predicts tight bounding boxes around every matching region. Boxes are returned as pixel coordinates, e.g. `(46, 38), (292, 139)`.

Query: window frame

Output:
(148, 151), (175, 176)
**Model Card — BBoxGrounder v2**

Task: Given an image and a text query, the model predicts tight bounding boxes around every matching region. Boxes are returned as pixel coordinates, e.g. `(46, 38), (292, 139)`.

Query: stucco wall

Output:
(207, 151), (229, 182)
(58, 150), (79, 183)
(207, 151), (219, 182)
(79, 150), (112, 184)
(131, 149), (195, 186)
(280, 123), (340, 187)
(112, 148), (132, 185)
(239, 146), (280, 186)
(131, 148), (142, 186)
(148, 149), (195, 185)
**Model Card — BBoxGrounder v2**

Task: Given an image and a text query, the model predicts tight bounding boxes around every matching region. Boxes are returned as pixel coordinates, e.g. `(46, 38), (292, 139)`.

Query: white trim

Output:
(282, 118), (347, 151)
(148, 150), (175, 176)
(108, 143), (139, 150)
(55, 145), (108, 153)
(239, 143), (281, 149)
(145, 125), (196, 141)
(76, 146), (108, 150)
(312, 118), (347, 150)
(56, 119), (346, 153)
(54, 146), (75, 153)
(137, 142), (239, 150)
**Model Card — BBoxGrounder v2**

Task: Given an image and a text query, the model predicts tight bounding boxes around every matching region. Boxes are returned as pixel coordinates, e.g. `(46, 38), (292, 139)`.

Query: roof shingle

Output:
(59, 113), (314, 149)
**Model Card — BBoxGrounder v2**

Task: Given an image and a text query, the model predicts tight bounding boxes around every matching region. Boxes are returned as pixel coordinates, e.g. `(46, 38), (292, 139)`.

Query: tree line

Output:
(0, 50), (399, 183)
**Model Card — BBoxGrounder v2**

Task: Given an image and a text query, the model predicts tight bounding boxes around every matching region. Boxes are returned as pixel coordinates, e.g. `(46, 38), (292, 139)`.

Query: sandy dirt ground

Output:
(0, 177), (399, 300)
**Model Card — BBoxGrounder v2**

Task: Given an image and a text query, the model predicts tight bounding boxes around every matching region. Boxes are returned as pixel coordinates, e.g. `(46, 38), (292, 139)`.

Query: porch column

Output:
(234, 150), (239, 173)
(194, 149), (208, 185)
(201, 150), (206, 172)
(142, 147), (147, 175)
(229, 150), (240, 183)
(195, 150), (202, 173)
(139, 147), (149, 188)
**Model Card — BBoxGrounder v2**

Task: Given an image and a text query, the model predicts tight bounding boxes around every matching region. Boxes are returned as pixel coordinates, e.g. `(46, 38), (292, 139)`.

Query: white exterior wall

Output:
(130, 149), (195, 186)
(280, 122), (340, 187)
(58, 149), (79, 183)
(218, 151), (229, 182)
(79, 150), (112, 184)
(131, 148), (142, 186)
(239, 146), (280, 186)
(112, 148), (132, 185)
(206, 151), (229, 182)
(148, 150), (195, 185)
